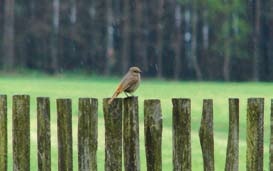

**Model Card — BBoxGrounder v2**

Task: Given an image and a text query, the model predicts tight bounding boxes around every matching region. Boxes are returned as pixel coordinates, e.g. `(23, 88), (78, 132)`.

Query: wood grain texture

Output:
(199, 99), (214, 171)
(12, 95), (30, 171)
(0, 95), (7, 171)
(123, 97), (140, 171)
(247, 98), (264, 171)
(172, 98), (191, 171)
(78, 98), (98, 171)
(225, 99), (239, 171)
(37, 97), (51, 171)
(103, 98), (123, 171)
(144, 99), (162, 171)
(57, 99), (73, 171)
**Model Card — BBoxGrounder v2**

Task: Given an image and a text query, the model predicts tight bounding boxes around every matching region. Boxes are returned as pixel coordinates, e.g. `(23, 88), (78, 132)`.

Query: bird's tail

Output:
(108, 85), (122, 104)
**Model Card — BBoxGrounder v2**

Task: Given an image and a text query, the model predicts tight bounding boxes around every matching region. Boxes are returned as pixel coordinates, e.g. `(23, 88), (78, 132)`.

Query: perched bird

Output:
(108, 66), (141, 104)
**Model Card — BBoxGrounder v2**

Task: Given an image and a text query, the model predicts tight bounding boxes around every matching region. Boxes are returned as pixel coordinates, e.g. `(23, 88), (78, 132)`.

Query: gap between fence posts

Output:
(103, 98), (123, 171)
(247, 98), (264, 171)
(199, 99), (214, 171)
(0, 95), (7, 171)
(172, 98), (191, 171)
(37, 97), (51, 171)
(57, 99), (73, 171)
(123, 96), (140, 171)
(144, 99), (162, 171)
(13, 95), (30, 171)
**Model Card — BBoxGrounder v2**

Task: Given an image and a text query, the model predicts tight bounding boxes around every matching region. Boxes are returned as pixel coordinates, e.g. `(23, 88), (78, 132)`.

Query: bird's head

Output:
(129, 67), (142, 74)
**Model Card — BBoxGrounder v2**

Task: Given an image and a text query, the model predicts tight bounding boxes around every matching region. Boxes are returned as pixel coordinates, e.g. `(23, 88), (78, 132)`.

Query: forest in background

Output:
(0, 0), (272, 81)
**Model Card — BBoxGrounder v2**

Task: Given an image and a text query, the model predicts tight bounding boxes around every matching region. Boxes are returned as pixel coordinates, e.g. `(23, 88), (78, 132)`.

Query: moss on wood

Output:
(199, 99), (214, 171)
(37, 97), (51, 171)
(78, 98), (98, 171)
(172, 98), (191, 171)
(246, 98), (264, 171)
(13, 95), (30, 171)
(0, 95), (7, 171)
(225, 99), (239, 171)
(144, 99), (162, 171)
(123, 97), (140, 171)
(103, 98), (123, 171)
(57, 99), (73, 171)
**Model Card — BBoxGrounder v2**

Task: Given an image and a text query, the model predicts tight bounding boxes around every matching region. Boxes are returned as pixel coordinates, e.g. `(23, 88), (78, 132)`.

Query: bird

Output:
(108, 66), (141, 104)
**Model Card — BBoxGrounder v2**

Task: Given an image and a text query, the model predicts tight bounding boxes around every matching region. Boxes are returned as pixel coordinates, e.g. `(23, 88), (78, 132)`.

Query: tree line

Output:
(0, 0), (272, 81)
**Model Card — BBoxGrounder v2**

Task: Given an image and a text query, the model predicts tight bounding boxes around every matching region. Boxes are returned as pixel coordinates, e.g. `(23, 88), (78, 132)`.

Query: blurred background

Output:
(0, 0), (272, 81)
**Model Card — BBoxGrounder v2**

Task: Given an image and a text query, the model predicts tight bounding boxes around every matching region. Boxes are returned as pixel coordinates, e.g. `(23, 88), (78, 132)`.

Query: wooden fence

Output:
(0, 95), (270, 171)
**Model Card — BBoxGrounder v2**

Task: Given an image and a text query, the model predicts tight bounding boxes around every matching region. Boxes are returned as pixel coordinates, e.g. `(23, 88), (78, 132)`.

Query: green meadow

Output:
(1, 74), (272, 170)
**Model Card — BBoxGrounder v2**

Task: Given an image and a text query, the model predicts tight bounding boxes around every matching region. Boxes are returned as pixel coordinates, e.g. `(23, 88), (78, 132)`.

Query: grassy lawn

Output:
(1, 74), (272, 170)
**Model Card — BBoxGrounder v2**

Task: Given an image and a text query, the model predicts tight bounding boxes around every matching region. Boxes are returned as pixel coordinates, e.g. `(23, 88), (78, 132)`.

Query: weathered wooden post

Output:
(13, 95), (30, 171)
(270, 99), (273, 171)
(103, 98), (123, 171)
(247, 98), (264, 171)
(144, 99), (162, 171)
(172, 98), (191, 171)
(37, 97), (51, 171)
(199, 99), (214, 171)
(225, 98), (239, 171)
(123, 97), (140, 171)
(57, 99), (73, 171)
(0, 95), (7, 171)
(78, 98), (98, 171)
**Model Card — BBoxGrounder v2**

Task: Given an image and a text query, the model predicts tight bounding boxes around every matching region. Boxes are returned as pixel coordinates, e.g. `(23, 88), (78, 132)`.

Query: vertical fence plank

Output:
(103, 98), (123, 171)
(199, 99), (214, 171)
(247, 98), (264, 171)
(12, 95), (30, 171)
(172, 98), (191, 171)
(123, 97), (140, 171)
(144, 99), (162, 171)
(57, 99), (73, 171)
(0, 95), (7, 171)
(269, 99), (273, 171)
(225, 98), (239, 171)
(37, 97), (51, 171)
(78, 98), (98, 171)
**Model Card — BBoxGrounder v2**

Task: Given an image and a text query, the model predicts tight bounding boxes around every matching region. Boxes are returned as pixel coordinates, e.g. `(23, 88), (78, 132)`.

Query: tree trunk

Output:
(155, 0), (164, 78)
(267, 0), (273, 79)
(93, 0), (107, 73)
(0, 0), (3, 66)
(105, 0), (114, 75)
(121, 0), (130, 74)
(191, 0), (202, 80)
(223, 1), (233, 81)
(51, 0), (60, 73)
(134, 0), (148, 71)
(173, 4), (183, 79)
(223, 40), (231, 81)
(252, 0), (261, 81)
(3, 0), (15, 71)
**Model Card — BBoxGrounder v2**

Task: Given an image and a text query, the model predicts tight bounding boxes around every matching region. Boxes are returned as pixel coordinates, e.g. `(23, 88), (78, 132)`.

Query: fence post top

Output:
(144, 99), (160, 103)
(37, 97), (50, 100)
(124, 96), (138, 100)
(79, 98), (98, 102)
(13, 95), (30, 98)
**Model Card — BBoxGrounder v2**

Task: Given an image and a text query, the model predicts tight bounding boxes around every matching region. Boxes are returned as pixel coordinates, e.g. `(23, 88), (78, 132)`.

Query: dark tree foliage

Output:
(0, 0), (272, 81)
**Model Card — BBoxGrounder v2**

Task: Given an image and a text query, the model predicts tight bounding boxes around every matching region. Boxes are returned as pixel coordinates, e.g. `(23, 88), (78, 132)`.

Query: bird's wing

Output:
(121, 76), (139, 91)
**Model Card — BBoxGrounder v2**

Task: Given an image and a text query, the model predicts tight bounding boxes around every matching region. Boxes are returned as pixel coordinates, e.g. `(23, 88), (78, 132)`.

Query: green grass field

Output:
(1, 74), (272, 170)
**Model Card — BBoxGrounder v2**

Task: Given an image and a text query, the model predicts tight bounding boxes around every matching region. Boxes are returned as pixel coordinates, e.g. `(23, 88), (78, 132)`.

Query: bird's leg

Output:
(124, 92), (129, 97)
